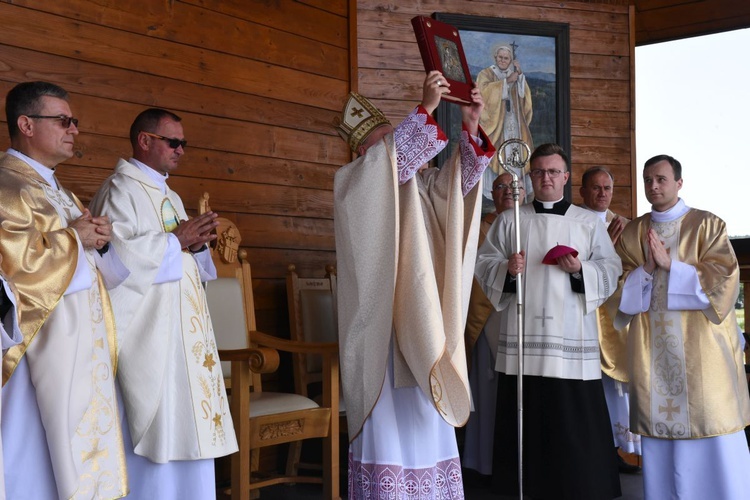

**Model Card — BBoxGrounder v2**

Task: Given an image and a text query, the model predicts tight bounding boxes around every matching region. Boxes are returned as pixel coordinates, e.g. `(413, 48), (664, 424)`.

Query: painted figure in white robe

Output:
(90, 108), (237, 499)
(614, 154), (750, 499)
(579, 166), (642, 472)
(0, 273), (22, 500)
(476, 44), (534, 203)
(475, 143), (622, 499)
(462, 172), (523, 477)
(334, 72), (494, 499)
(1, 81), (129, 500)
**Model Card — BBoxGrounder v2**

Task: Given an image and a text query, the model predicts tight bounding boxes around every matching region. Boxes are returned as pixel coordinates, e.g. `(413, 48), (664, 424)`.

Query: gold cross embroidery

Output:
(81, 438), (109, 472)
(658, 398), (681, 421)
(655, 314), (673, 334)
(350, 106), (364, 118)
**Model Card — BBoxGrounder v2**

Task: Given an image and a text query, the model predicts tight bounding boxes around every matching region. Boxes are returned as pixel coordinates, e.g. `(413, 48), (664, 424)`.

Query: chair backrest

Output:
(286, 264), (338, 396)
(200, 193), (260, 387)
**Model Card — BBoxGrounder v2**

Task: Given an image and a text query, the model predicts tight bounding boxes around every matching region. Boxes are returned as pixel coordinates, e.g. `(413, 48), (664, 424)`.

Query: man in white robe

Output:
(0, 274), (22, 500)
(1, 81), (129, 500)
(475, 144), (622, 499)
(90, 108), (237, 499)
(579, 166), (642, 471)
(335, 72), (494, 499)
(462, 172), (523, 478)
(614, 154), (750, 499)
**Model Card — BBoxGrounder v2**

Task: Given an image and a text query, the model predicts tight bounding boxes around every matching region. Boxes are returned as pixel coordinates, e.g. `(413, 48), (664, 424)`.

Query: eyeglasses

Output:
(493, 183), (525, 191)
(142, 131), (187, 150)
(26, 114), (79, 129)
(530, 169), (565, 179)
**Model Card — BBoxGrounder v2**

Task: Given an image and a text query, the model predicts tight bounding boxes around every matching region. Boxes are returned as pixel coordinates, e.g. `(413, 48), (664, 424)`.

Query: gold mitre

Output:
(334, 92), (391, 153)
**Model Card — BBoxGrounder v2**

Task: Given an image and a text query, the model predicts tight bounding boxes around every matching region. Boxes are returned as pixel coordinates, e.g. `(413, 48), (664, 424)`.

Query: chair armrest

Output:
(218, 347), (280, 374)
(250, 329), (339, 356)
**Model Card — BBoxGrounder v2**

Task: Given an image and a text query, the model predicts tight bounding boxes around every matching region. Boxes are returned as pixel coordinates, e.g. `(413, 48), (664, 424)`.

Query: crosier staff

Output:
(495, 138), (530, 499)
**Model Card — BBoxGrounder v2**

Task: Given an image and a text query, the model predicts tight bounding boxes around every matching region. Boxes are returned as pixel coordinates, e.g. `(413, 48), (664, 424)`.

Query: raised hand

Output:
(461, 84), (484, 137)
(421, 70), (450, 115)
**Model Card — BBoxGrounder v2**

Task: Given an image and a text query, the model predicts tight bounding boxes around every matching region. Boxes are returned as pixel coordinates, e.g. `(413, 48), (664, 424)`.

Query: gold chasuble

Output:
(89, 159), (237, 462)
(614, 210), (750, 439)
(0, 153), (127, 499)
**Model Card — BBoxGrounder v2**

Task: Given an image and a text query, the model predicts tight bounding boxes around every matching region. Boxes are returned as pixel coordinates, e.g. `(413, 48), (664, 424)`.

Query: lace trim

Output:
(394, 107), (447, 185)
(348, 453), (465, 499)
(459, 130), (491, 196)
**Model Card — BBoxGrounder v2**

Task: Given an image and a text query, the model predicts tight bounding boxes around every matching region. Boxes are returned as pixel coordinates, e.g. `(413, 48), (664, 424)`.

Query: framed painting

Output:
(433, 13), (571, 207)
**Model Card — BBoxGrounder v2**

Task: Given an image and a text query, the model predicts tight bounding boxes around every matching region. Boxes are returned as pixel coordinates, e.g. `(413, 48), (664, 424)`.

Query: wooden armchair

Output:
(285, 264), (346, 476)
(200, 194), (340, 500)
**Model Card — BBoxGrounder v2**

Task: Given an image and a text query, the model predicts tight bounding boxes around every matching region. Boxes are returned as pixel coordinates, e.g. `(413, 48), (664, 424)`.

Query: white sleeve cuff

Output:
(619, 266), (652, 315)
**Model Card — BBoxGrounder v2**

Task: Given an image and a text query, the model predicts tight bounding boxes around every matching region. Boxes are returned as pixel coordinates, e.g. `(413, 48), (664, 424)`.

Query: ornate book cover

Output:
(411, 15), (473, 105)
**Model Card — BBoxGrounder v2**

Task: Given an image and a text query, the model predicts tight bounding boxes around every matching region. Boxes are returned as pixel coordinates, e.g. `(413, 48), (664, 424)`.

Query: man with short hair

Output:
(476, 143), (622, 499)
(0, 81), (128, 499)
(579, 166), (642, 472)
(90, 108), (237, 499)
(614, 154), (750, 498)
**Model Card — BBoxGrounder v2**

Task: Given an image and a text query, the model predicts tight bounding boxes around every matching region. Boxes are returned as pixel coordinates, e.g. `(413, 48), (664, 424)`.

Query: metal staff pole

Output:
(495, 138), (530, 499)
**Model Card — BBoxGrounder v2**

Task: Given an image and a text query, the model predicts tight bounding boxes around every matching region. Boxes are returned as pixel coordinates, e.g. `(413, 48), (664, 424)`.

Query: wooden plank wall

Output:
(0, 0), (352, 336)
(357, 0), (635, 218)
(0, 0), (635, 335)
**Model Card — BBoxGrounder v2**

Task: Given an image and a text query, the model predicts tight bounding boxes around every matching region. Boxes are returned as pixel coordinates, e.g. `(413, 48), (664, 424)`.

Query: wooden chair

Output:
(285, 264), (346, 476)
(200, 194), (340, 500)
(286, 264), (339, 398)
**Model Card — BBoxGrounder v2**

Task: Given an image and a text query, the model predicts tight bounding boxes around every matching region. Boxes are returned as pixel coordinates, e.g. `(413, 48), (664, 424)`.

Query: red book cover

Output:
(411, 15), (473, 105)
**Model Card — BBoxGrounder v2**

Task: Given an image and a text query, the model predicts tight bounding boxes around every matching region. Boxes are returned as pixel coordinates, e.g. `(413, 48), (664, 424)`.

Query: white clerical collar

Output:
(651, 198), (689, 222)
(583, 204), (607, 222)
(130, 158), (169, 195)
(6, 148), (58, 189)
(538, 196), (564, 210)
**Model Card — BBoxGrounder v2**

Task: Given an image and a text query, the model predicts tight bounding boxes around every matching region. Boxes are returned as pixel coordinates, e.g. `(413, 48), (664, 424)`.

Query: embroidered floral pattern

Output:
(458, 130), (491, 196)
(648, 218), (690, 438)
(394, 107), (447, 184)
(183, 263), (231, 447)
(348, 454), (464, 500)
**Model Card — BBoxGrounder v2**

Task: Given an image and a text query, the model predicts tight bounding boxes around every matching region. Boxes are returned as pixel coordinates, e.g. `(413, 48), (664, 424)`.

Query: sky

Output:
(635, 28), (750, 237)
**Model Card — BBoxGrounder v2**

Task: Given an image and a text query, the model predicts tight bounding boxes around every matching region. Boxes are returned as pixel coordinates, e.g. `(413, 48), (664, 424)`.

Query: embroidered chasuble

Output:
(0, 153), (127, 499)
(335, 107), (493, 440)
(614, 208), (750, 439)
(476, 203), (622, 380)
(90, 159), (237, 462)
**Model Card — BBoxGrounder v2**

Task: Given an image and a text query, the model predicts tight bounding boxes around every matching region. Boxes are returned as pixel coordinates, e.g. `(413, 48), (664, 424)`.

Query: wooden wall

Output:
(0, 0), (636, 334)
(0, 0), (352, 336)
(356, 0), (636, 218)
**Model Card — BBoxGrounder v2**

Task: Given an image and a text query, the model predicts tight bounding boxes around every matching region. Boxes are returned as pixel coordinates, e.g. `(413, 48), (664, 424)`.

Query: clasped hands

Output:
(71, 209), (219, 253)
(171, 211), (219, 252)
(643, 228), (671, 274)
(69, 209), (112, 250)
